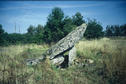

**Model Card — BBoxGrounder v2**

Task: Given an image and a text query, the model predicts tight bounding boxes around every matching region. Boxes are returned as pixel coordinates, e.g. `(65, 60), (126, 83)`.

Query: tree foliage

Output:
(0, 7), (126, 46)
(43, 7), (64, 43)
(105, 24), (126, 37)
(0, 24), (5, 46)
(25, 25), (44, 44)
(35, 24), (44, 44)
(72, 12), (85, 26)
(63, 16), (76, 36)
(27, 25), (35, 36)
(43, 7), (76, 44)
(85, 19), (104, 39)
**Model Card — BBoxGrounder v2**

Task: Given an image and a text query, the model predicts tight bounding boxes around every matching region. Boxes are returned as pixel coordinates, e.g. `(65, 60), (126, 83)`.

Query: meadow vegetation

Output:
(0, 37), (126, 84)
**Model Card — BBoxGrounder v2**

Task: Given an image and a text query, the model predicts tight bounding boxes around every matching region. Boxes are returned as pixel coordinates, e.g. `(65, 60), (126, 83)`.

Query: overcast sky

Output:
(0, 1), (126, 33)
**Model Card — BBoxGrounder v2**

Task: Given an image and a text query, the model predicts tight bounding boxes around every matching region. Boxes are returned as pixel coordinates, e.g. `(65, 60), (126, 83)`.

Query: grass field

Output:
(0, 37), (126, 84)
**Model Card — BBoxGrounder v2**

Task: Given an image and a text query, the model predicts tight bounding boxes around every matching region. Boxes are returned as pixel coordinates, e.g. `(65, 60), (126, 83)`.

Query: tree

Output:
(43, 7), (64, 43)
(36, 24), (43, 34)
(35, 24), (44, 44)
(26, 25), (36, 43)
(0, 24), (5, 46)
(27, 25), (35, 35)
(105, 24), (126, 37)
(72, 12), (85, 26)
(85, 19), (104, 39)
(120, 24), (126, 36)
(7, 33), (25, 44)
(105, 25), (114, 37)
(63, 16), (76, 36)
(114, 25), (121, 36)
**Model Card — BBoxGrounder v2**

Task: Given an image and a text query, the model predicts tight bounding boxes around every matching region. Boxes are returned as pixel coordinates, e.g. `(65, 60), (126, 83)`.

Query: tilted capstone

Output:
(47, 23), (87, 60)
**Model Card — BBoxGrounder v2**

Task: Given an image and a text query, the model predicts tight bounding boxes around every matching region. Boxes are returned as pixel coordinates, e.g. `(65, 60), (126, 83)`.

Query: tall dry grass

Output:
(0, 37), (126, 84)
(76, 37), (126, 84)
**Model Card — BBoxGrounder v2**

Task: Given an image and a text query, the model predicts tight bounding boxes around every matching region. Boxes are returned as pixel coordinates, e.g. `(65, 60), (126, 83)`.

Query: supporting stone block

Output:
(69, 46), (76, 66)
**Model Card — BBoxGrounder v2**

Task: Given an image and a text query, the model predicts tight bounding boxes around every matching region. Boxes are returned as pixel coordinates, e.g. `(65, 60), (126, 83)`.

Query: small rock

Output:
(84, 59), (94, 64)
(50, 55), (64, 66)
(88, 59), (94, 64)
(26, 59), (39, 65)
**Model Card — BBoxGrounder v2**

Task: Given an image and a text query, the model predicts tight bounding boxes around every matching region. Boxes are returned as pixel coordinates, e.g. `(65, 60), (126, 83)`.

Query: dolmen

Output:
(27, 23), (87, 68)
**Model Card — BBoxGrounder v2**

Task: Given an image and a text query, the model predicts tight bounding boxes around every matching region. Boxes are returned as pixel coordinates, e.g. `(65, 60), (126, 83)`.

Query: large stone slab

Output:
(46, 23), (87, 59)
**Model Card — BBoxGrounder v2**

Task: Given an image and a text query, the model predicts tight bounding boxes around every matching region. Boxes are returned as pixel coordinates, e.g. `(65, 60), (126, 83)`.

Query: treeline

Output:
(0, 7), (126, 46)
(105, 24), (126, 37)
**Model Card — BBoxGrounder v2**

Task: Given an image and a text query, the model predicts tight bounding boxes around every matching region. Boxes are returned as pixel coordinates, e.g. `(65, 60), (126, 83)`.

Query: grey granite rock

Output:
(26, 23), (87, 66)
(50, 55), (64, 66)
(69, 46), (76, 66)
(47, 23), (87, 59)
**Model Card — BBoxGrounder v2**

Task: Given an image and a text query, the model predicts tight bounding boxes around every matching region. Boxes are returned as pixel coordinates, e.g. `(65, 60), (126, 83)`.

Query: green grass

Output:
(0, 37), (126, 84)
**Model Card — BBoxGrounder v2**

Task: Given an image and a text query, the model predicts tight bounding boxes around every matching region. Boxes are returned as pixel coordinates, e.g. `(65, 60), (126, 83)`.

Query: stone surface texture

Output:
(50, 55), (64, 66)
(69, 46), (76, 66)
(47, 23), (87, 60)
